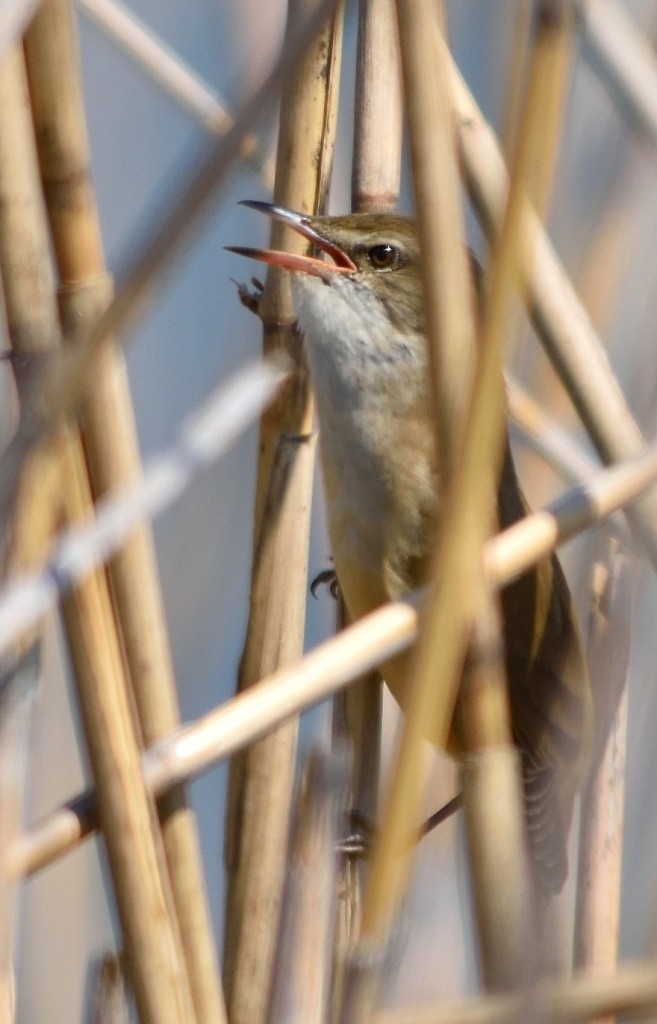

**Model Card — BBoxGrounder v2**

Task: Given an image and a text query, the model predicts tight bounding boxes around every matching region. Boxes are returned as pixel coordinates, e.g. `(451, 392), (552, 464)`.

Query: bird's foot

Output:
(310, 566), (340, 600)
(232, 276), (264, 316)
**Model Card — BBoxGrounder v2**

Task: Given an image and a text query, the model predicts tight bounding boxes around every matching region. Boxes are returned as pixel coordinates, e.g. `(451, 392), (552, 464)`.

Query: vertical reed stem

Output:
(223, 7), (344, 1024)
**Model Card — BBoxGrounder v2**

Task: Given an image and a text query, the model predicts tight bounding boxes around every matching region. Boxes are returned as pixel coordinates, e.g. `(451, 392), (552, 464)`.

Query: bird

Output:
(229, 200), (592, 895)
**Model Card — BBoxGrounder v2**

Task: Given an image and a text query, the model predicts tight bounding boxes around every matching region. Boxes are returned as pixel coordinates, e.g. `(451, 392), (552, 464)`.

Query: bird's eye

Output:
(368, 244), (398, 270)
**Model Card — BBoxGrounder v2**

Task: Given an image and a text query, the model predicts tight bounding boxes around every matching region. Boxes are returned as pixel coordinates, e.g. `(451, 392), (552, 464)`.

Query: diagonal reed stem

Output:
(8, 433), (657, 882)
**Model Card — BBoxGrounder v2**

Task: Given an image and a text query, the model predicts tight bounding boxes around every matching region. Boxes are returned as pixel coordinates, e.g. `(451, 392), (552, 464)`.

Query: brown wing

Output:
(498, 444), (592, 893)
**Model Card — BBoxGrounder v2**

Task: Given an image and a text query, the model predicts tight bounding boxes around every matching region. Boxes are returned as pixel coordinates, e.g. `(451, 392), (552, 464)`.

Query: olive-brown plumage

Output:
(231, 202), (592, 894)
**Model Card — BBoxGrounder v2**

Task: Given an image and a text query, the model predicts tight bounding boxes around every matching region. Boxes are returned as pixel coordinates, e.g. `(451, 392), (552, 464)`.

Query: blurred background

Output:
(8, 0), (657, 1020)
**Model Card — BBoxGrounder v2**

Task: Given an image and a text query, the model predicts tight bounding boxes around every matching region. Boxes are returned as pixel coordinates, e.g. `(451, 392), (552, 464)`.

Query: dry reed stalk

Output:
(0, 45), (195, 1024)
(508, 375), (634, 542)
(352, 0), (402, 213)
(0, 649), (40, 1024)
(0, 0), (41, 66)
(577, 0), (657, 146)
(574, 543), (634, 1014)
(224, 432), (319, 1024)
(78, 0), (275, 184)
(331, 0), (404, 977)
(88, 955), (129, 1024)
(338, 6), (477, 987)
(396, 0), (475, 480)
(223, 6), (343, 1022)
(508, 378), (598, 487)
(0, 361), (287, 658)
(12, 433), (657, 882)
(500, 1), (532, 158)
(330, 661), (380, 1012)
(343, 0), (476, 987)
(456, 5), (574, 989)
(58, 440), (195, 1024)
(574, 159), (645, 339)
(372, 958), (657, 1024)
(23, 4), (226, 1021)
(438, 31), (657, 569)
(345, 3), (566, 1002)
(268, 750), (346, 1024)
(0, 0), (341, 533)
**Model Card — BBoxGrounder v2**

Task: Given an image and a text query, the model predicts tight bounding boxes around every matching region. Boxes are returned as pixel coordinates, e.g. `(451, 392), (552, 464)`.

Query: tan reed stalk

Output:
(438, 31), (657, 569)
(22, 5), (225, 1022)
(223, 6), (343, 1023)
(0, 0), (41, 64)
(500, 1), (532, 158)
(577, 0), (657, 146)
(575, 164), (643, 338)
(224, 433), (319, 1024)
(342, 5), (567, 1005)
(58, 446), (195, 1024)
(455, 603), (531, 993)
(396, 0), (475, 482)
(0, 444), (57, 1021)
(331, 0), (404, 978)
(352, 0), (403, 213)
(339, 0), (479, 1001)
(11, 435), (657, 881)
(394, 0), (516, 995)
(457, 4), (574, 990)
(87, 954), (129, 1024)
(508, 377), (599, 487)
(0, 45), (195, 1024)
(0, 649), (40, 1023)
(371, 957), (657, 1024)
(268, 750), (346, 1024)
(0, 0), (342, 534)
(574, 542), (634, 1010)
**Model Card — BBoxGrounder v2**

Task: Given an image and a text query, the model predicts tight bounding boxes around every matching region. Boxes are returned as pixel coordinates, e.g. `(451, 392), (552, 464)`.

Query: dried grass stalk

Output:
(439, 30), (657, 568)
(23, 3), (225, 1020)
(346, 5), (567, 1003)
(87, 954), (129, 1024)
(332, 0), (404, 975)
(11, 434), (657, 882)
(268, 750), (347, 1024)
(0, 362), (287, 658)
(223, 8), (344, 1021)
(0, 0), (341, 532)
(371, 957), (657, 1024)
(352, 0), (402, 212)
(574, 541), (634, 1012)
(0, 648), (40, 1024)
(457, 618), (534, 992)
(454, 4), (573, 989)
(340, 10), (478, 996)
(578, 0), (657, 146)
(0, 45), (194, 1024)
(58, 448), (195, 1024)
(396, 0), (475, 478)
(508, 376), (599, 487)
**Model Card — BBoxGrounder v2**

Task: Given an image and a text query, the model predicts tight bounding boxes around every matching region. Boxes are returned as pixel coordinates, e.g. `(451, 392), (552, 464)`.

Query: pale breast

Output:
(295, 272), (438, 607)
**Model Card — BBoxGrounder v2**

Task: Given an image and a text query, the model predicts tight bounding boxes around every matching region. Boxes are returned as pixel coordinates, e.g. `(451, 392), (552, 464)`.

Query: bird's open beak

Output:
(226, 200), (356, 278)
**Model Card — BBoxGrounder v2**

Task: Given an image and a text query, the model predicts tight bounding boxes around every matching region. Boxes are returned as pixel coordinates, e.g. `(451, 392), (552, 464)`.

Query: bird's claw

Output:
(310, 567), (340, 600)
